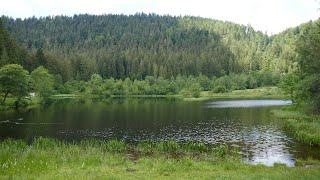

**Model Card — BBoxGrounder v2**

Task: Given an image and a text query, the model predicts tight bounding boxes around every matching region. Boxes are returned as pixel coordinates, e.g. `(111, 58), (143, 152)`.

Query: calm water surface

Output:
(0, 98), (319, 166)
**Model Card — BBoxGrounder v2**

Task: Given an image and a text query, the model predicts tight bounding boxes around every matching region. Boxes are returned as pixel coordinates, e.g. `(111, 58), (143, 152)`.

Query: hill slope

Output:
(1, 14), (317, 80)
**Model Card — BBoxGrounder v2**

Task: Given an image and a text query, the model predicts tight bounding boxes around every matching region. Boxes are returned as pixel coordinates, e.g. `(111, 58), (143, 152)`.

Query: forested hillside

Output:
(1, 13), (313, 81)
(0, 19), (30, 68)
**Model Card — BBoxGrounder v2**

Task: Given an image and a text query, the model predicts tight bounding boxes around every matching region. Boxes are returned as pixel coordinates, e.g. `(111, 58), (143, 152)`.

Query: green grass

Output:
(51, 87), (285, 101)
(52, 94), (83, 98)
(184, 87), (285, 101)
(272, 110), (320, 146)
(1, 138), (319, 179)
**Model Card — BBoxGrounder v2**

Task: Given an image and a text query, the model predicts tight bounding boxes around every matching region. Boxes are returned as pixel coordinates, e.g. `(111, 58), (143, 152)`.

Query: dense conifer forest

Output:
(0, 14), (309, 80)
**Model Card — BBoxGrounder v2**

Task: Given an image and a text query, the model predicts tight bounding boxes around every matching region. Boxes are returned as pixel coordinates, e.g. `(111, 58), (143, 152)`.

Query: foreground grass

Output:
(1, 138), (319, 179)
(272, 110), (320, 146)
(184, 87), (285, 101)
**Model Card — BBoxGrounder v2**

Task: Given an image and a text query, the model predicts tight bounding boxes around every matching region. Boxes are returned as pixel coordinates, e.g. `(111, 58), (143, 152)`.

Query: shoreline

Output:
(1, 87), (286, 111)
(272, 110), (320, 146)
(50, 86), (286, 101)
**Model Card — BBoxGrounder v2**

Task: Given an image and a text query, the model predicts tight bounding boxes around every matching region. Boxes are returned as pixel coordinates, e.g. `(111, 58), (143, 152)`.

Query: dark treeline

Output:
(0, 13), (308, 81)
(0, 19), (30, 68)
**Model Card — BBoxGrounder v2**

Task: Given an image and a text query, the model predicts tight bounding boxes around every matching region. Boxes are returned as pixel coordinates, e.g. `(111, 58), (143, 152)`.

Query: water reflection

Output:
(240, 126), (295, 166)
(57, 118), (299, 167)
(205, 100), (292, 108)
(0, 98), (318, 167)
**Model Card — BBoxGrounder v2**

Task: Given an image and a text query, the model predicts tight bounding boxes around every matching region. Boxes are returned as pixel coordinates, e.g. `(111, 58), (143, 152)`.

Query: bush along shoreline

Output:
(0, 63), (283, 111)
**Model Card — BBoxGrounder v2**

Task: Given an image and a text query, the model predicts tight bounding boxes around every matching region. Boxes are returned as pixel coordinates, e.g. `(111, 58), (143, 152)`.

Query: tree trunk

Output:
(1, 91), (9, 105)
(14, 96), (22, 109)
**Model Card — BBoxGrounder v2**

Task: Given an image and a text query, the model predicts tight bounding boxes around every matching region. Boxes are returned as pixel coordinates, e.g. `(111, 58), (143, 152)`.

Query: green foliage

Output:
(0, 14), (314, 107)
(280, 20), (320, 114)
(294, 75), (320, 113)
(0, 18), (31, 71)
(0, 15), (311, 97)
(213, 86), (227, 93)
(296, 21), (320, 77)
(2, 14), (302, 80)
(0, 64), (30, 106)
(45, 53), (72, 82)
(180, 81), (202, 98)
(214, 76), (234, 90)
(251, 71), (280, 87)
(278, 73), (300, 100)
(35, 48), (47, 67)
(56, 72), (281, 98)
(230, 74), (247, 90)
(189, 83), (202, 98)
(86, 73), (104, 95)
(31, 66), (54, 102)
(112, 79), (125, 96)
(196, 74), (211, 91)
(246, 74), (258, 89)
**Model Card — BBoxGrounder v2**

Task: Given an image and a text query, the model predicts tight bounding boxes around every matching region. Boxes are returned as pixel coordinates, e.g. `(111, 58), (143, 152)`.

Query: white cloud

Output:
(0, 0), (318, 34)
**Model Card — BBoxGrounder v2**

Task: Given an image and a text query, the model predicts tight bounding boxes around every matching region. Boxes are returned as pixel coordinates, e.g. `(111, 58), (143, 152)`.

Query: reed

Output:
(272, 110), (320, 146)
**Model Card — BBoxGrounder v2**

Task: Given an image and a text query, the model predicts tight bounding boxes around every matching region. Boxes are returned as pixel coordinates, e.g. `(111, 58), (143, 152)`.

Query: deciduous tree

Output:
(0, 64), (30, 105)
(31, 66), (54, 102)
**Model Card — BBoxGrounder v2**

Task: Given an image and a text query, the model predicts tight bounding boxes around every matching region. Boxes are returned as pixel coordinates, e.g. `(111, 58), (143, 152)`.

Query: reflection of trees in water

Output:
(2, 98), (319, 166)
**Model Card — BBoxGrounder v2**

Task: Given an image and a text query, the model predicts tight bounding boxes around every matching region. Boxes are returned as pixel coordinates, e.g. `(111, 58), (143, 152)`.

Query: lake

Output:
(0, 98), (319, 166)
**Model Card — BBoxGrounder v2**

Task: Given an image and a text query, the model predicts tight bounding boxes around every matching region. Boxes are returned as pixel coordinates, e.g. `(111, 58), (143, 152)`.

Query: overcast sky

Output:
(1, 0), (319, 34)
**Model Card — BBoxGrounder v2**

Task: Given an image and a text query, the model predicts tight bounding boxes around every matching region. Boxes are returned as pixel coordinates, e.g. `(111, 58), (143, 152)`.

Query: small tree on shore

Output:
(0, 64), (30, 105)
(31, 66), (54, 102)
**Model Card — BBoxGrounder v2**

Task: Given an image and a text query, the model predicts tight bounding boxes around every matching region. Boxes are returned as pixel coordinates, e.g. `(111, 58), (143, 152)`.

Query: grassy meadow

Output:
(183, 87), (285, 101)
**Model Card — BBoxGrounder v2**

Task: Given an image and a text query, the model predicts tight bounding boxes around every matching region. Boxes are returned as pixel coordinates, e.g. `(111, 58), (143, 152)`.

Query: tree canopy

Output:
(2, 14), (311, 81)
(31, 66), (54, 101)
(295, 21), (320, 113)
(0, 64), (30, 105)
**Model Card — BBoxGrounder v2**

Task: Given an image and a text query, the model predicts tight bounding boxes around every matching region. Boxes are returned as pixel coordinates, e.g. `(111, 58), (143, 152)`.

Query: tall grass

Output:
(0, 138), (234, 176)
(272, 110), (320, 146)
(1, 138), (319, 179)
(0, 138), (234, 159)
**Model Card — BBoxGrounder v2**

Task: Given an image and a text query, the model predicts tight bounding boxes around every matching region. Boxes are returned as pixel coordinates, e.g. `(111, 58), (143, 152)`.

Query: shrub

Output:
(213, 86), (227, 93)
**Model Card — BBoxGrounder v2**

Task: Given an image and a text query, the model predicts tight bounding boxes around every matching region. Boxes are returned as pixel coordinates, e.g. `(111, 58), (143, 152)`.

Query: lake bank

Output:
(0, 87), (286, 111)
(272, 110), (320, 146)
(52, 86), (286, 100)
(184, 87), (286, 101)
(1, 138), (319, 179)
